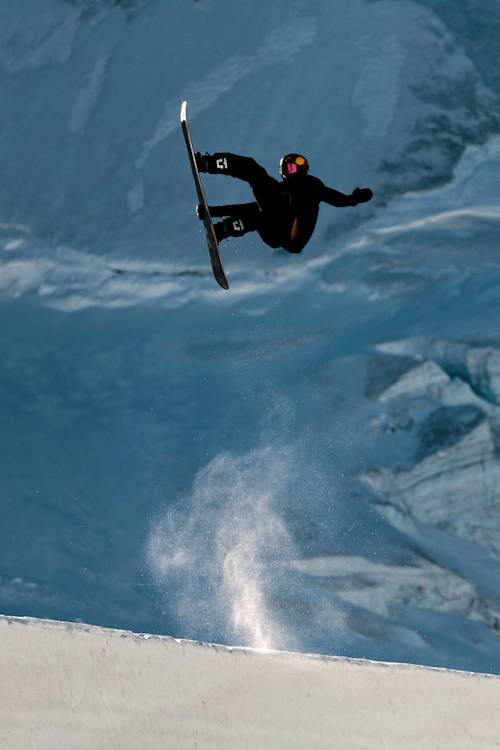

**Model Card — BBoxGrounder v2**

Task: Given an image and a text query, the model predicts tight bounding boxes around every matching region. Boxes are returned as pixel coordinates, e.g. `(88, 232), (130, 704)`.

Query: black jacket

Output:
(263, 174), (358, 253)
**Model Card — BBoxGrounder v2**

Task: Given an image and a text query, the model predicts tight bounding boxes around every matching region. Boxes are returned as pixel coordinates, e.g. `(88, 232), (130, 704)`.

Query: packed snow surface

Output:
(2, 615), (500, 750)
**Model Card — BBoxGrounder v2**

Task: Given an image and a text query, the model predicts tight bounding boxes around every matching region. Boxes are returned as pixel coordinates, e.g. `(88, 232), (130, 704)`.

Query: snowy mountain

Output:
(1, 0), (500, 674)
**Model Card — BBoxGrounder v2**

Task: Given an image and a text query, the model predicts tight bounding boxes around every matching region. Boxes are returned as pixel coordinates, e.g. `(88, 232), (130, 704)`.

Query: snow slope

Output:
(2, 615), (500, 750)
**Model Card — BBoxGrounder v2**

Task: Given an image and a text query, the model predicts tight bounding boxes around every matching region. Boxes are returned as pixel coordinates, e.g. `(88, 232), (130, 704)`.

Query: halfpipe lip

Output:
(2, 613), (499, 680)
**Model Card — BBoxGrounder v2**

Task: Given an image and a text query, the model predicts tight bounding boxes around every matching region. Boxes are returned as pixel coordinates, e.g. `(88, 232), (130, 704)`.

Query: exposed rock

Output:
(367, 350), (499, 418)
(362, 421), (500, 558)
(365, 353), (420, 399)
(467, 346), (500, 404)
(416, 405), (485, 460)
(290, 555), (500, 631)
(377, 338), (500, 405)
(377, 360), (450, 402)
(436, 377), (499, 416)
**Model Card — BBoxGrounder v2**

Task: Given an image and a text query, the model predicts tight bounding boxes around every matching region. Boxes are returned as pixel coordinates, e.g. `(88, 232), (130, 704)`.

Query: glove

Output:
(351, 187), (373, 206)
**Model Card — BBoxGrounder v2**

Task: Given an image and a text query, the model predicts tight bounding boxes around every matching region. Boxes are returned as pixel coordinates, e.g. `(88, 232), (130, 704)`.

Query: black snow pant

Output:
(206, 153), (296, 250)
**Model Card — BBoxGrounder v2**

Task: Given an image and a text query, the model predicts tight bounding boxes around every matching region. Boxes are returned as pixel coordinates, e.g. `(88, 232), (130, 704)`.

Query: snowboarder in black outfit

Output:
(195, 151), (373, 254)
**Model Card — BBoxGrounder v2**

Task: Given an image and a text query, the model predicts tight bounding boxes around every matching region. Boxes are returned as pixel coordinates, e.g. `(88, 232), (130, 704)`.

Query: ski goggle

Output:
(283, 156), (308, 175)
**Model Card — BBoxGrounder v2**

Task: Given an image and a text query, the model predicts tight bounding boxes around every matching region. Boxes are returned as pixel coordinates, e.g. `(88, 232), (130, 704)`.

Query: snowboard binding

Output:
(195, 152), (215, 173)
(195, 152), (229, 174)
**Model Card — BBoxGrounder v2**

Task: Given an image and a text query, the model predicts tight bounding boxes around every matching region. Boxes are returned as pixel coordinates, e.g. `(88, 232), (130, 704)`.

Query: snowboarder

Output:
(195, 151), (373, 254)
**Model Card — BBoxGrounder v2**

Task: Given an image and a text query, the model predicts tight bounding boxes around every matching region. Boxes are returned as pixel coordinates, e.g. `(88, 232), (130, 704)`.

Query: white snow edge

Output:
(1, 614), (499, 749)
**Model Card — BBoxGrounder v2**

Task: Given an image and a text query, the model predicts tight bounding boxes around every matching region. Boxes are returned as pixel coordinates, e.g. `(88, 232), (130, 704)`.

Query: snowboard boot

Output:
(196, 203), (208, 220)
(214, 217), (249, 242)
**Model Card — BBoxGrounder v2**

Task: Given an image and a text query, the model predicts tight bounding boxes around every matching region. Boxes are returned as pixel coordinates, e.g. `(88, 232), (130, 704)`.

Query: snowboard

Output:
(180, 101), (229, 290)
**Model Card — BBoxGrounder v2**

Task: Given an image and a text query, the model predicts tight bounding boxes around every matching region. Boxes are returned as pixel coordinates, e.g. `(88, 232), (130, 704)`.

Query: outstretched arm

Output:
(320, 183), (373, 207)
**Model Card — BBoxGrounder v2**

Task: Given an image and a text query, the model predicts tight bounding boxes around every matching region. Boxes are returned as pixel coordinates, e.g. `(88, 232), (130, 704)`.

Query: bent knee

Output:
(282, 241), (305, 254)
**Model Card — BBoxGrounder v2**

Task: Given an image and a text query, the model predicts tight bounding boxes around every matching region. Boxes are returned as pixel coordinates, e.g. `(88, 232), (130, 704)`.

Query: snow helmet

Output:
(280, 153), (309, 179)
